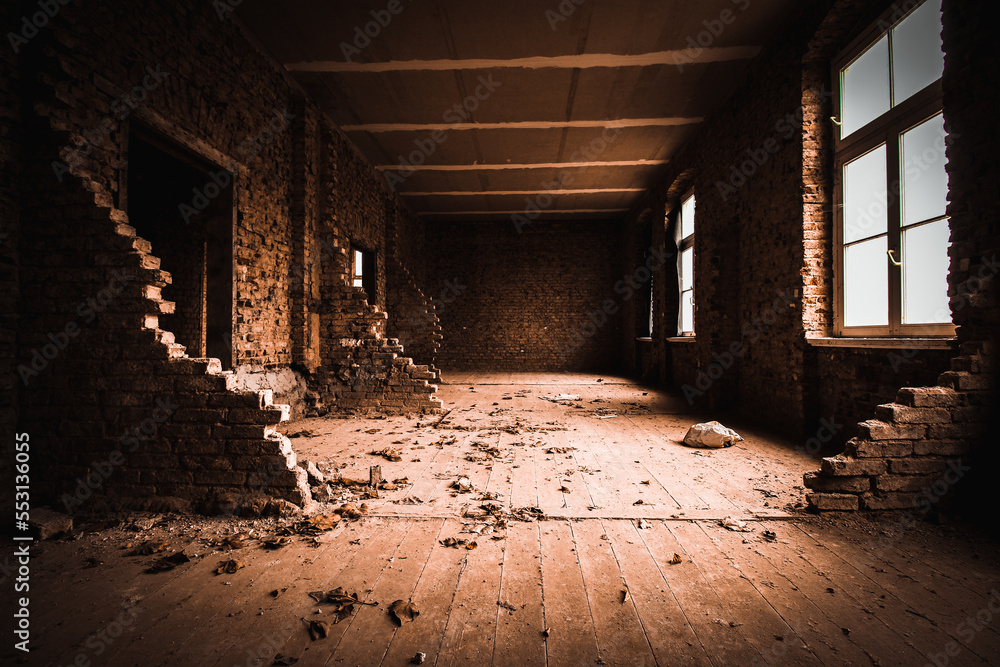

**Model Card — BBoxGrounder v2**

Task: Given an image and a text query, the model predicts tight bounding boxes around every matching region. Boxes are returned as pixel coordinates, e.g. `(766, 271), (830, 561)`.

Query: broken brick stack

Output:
(806, 342), (994, 510)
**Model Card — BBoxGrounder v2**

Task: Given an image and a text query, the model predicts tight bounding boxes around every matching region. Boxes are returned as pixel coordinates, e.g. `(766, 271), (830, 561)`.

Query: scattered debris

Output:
(306, 619), (330, 640)
(272, 653), (299, 665)
(371, 448), (403, 462)
(440, 537), (477, 550)
(636, 519), (651, 530)
(669, 553), (683, 565)
(762, 530), (778, 542)
(389, 600), (419, 626)
(620, 589), (631, 604)
(719, 517), (753, 532)
(546, 447), (575, 454)
(27, 507), (74, 540)
(411, 652), (426, 664)
(540, 394), (581, 403)
(146, 552), (190, 574)
(755, 488), (779, 498)
(216, 559), (244, 575)
(451, 477), (472, 492)
(308, 588), (376, 624)
(497, 600), (517, 613)
(83, 557), (103, 569)
(681, 421), (744, 449)
(129, 540), (170, 556)
(285, 429), (317, 438)
(264, 537), (292, 549)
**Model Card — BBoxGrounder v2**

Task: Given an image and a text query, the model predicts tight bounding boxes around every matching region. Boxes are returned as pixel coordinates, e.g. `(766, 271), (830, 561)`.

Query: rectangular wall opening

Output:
(126, 126), (235, 369)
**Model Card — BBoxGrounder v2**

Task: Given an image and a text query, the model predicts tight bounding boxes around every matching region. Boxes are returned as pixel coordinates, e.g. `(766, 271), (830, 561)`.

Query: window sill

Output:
(667, 337), (697, 343)
(807, 337), (957, 350)
(635, 337), (653, 343)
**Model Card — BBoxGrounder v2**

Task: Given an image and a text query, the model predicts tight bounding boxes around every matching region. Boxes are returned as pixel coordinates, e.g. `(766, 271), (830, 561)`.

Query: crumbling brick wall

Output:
(385, 199), (443, 377)
(9, 0), (439, 510)
(428, 220), (624, 372)
(804, 0), (998, 511)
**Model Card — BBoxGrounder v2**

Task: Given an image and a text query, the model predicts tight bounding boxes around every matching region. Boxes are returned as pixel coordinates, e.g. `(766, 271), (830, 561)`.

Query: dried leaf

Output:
(146, 552), (190, 573)
(308, 514), (341, 531)
(640, 480), (651, 485)
(216, 559), (244, 575)
(264, 537), (292, 549)
(620, 589), (630, 604)
(130, 540), (170, 556)
(389, 599), (419, 626)
(371, 448), (403, 462)
(669, 553), (683, 565)
(307, 619), (330, 640)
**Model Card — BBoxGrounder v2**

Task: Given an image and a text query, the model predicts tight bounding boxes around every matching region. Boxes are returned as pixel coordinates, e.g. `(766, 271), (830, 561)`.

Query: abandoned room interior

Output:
(2, 0), (999, 664)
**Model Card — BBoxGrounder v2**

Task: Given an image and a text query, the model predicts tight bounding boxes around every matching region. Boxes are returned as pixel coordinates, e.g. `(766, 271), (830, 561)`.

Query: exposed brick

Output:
(821, 455), (887, 477)
(857, 420), (927, 441)
(803, 472), (870, 493)
(874, 404), (952, 424)
(806, 493), (859, 511)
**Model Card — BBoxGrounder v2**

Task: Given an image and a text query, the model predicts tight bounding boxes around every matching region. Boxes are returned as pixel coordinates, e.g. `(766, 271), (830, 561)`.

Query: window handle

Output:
(887, 249), (902, 266)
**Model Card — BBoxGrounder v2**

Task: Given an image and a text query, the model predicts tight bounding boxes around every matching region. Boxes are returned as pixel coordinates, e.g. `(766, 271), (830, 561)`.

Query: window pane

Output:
(680, 194), (695, 239)
(903, 218), (950, 324)
(353, 278), (363, 288)
(680, 247), (693, 290)
(354, 250), (363, 277)
(901, 114), (948, 226)
(681, 289), (694, 333)
(892, 0), (944, 104)
(841, 35), (890, 137)
(844, 236), (888, 326)
(844, 145), (887, 243)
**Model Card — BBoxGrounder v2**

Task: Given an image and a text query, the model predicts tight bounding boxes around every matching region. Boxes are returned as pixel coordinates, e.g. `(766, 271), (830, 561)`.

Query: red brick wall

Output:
(429, 220), (624, 372)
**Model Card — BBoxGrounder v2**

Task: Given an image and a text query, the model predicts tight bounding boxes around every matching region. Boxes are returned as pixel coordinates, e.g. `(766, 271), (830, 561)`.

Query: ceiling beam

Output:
(377, 160), (668, 171)
(285, 47), (761, 73)
(400, 188), (644, 196)
(343, 118), (702, 132)
(418, 209), (629, 215)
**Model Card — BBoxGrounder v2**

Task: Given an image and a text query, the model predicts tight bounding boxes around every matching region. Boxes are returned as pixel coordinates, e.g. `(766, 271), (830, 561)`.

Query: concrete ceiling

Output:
(237, 0), (802, 222)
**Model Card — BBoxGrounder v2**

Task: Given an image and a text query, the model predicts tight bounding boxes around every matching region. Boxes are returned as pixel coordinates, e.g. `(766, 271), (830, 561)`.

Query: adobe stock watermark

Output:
(858, 459), (971, 568)
(795, 417), (844, 458)
(383, 75), (502, 191)
(556, 245), (672, 362)
(7, 0), (71, 53)
(673, 0), (752, 72)
(339, 0), (414, 62)
(715, 83), (834, 202)
(17, 269), (138, 385)
(51, 65), (169, 182)
(888, 253), (998, 372)
(60, 395), (179, 515)
(512, 126), (624, 233)
(681, 288), (797, 404)
(923, 589), (1000, 667)
(545, 0), (587, 30)
(398, 279), (467, 349)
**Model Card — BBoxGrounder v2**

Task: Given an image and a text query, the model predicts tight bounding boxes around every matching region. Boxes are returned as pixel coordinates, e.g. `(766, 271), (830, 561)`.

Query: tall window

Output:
(834, 0), (952, 336)
(676, 192), (695, 335)
(352, 246), (375, 300)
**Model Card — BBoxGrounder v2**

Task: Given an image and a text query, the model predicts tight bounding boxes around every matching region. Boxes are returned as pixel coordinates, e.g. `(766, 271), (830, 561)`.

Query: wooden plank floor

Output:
(6, 372), (1000, 667)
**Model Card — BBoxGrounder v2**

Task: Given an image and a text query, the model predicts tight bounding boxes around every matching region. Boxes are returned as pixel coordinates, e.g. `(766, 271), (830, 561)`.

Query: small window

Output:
(833, 0), (952, 337)
(351, 246), (375, 300)
(676, 192), (695, 335)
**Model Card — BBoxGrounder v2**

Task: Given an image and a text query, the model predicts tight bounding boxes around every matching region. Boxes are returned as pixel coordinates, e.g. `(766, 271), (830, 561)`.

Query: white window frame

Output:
(675, 191), (695, 336)
(832, 0), (954, 338)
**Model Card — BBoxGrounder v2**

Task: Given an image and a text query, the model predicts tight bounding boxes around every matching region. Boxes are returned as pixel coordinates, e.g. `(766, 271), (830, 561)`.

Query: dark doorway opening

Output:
(126, 127), (235, 369)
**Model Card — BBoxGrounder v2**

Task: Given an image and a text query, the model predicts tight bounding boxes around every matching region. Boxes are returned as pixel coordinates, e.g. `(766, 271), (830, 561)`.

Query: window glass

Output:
(902, 218), (950, 324)
(892, 0), (944, 104)
(844, 237), (889, 326)
(680, 194), (695, 239)
(680, 290), (694, 334)
(844, 145), (888, 243)
(901, 113), (948, 226)
(841, 35), (890, 136)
